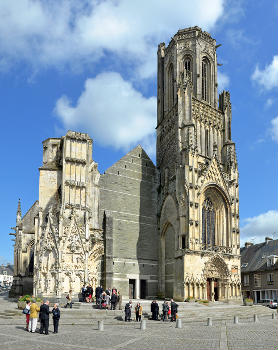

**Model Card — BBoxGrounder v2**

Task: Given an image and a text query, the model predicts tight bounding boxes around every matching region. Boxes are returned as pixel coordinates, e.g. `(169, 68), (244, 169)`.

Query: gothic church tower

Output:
(157, 27), (241, 301)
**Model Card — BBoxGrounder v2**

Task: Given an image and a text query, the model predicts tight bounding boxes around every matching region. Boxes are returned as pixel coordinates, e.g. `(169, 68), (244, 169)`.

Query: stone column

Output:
(193, 283), (197, 299)
(203, 284), (207, 300)
(189, 283), (193, 298)
(184, 283), (188, 299)
(218, 282), (222, 300)
(135, 279), (140, 299)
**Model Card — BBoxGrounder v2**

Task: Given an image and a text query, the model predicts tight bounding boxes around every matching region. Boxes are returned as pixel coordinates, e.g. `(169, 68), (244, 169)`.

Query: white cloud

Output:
(265, 98), (274, 108)
(252, 55), (278, 90)
(269, 116), (278, 143)
(240, 210), (278, 245)
(0, 0), (225, 78)
(218, 71), (230, 91)
(55, 72), (156, 154)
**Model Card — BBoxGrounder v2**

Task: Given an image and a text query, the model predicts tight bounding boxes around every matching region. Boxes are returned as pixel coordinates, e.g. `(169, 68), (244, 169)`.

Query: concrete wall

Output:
(99, 145), (158, 299)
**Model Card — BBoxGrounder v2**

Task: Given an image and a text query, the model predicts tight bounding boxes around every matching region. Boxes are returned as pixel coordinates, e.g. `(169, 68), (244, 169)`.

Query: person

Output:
(81, 285), (86, 302)
(124, 300), (132, 321)
(28, 299), (40, 333)
(65, 290), (72, 308)
(95, 285), (103, 308)
(153, 300), (159, 320)
(23, 300), (31, 330)
(105, 292), (111, 308)
(135, 302), (143, 322)
(151, 300), (159, 320)
(110, 291), (117, 310)
(87, 285), (93, 302)
(117, 291), (122, 310)
(162, 300), (169, 322)
(52, 303), (60, 334)
(101, 292), (107, 309)
(170, 299), (178, 322)
(39, 300), (50, 335)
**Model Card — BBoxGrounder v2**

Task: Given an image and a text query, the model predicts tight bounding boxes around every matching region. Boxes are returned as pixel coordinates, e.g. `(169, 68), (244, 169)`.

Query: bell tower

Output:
(157, 27), (240, 302)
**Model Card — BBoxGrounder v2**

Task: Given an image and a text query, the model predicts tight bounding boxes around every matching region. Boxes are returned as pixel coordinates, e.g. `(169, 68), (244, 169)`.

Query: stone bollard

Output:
(234, 316), (239, 324)
(253, 314), (258, 323)
(98, 320), (104, 331)
(207, 317), (212, 326)
(272, 313), (276, 319)
(176, 319), (182, 329)
(140, 320), (146, 330)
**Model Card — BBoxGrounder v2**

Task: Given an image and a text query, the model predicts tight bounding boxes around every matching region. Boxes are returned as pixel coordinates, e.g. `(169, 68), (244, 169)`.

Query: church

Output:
(10, 27), (241, 302)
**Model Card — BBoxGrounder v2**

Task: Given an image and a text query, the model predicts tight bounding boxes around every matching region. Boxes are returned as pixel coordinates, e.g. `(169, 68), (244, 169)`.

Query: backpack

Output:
(22, 307), (29, 315)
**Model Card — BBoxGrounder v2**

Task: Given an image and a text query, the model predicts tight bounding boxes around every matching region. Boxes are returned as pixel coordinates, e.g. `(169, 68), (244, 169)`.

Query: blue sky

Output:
(0, 0), (277, 264)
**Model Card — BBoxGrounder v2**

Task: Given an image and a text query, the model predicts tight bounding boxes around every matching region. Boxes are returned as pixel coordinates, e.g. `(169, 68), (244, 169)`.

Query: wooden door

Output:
(207, 279), (211, 301)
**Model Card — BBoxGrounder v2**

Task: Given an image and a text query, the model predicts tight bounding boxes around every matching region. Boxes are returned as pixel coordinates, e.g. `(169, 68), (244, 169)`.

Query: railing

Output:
(201, 244), (233, 254)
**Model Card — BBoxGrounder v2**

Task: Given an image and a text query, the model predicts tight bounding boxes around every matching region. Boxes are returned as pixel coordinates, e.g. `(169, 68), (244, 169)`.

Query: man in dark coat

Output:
(81, 285), (86, 302)
(39, 300), (50, 335)
(170, 299), (178, 322)
(153, 300), (159, 320)
(124, 300), (132, 322)
(110, 292), (117, 310)
(52, 303), (60, 333)
(162, 300), (169, 321)
(95, 285), (102, 308)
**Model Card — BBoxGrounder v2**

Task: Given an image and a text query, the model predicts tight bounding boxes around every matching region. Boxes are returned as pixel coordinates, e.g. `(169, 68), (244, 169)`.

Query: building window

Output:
(184, 58), (191, 74)
(205, 129), (209, 157)
(254, 274), (261, 287)
(243, 274), (249, 286)
(168, 64), (175, 109)
(181, 236), (186, 249)
(267, 273), (274, 284)
(202, 198), (215, 246)
(202, 58), (209, 102)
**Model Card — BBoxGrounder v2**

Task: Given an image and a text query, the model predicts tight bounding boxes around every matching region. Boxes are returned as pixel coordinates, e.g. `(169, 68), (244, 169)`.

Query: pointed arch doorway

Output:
(203, 255), (230, 301)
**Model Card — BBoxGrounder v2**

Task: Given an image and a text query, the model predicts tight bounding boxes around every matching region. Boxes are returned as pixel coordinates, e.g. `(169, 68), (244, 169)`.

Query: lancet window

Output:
(202, 198), (215, 246)
(168, 64), (174, 109)
(202, 58), (209, 102)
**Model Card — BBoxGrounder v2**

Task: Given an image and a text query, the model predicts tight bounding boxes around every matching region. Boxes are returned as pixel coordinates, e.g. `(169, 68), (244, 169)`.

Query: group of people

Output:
(81, 285), (123, 310)
(23, 299), (60, 335)
(124, 299), (178, 322)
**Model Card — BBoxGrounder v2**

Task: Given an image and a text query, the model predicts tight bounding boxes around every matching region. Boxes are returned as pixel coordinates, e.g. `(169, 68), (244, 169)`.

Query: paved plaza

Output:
(0, 295), (277, 350)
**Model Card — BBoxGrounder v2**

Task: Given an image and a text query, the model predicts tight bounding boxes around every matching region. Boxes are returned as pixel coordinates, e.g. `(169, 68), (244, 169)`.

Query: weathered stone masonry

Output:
(10, 27), (241, 301)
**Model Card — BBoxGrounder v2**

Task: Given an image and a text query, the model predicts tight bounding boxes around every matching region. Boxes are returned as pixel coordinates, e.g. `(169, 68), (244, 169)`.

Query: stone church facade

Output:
(10, 27), (241, 302)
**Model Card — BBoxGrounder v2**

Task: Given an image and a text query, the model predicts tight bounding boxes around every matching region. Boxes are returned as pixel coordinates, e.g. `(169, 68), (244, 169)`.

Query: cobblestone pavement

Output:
(0, 317), (277, 350)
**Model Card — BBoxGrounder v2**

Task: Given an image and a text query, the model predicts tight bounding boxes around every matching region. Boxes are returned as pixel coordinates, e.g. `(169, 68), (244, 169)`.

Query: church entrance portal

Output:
(207, 278), (219, 301)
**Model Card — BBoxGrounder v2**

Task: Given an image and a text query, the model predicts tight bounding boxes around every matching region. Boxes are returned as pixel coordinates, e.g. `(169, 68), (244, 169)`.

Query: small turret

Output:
(16, 198), (22, 226)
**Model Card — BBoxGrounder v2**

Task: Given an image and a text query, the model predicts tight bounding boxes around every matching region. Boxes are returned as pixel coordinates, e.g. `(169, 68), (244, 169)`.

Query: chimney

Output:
(245, 242), (253, 248)
(265, 237), (273, 244)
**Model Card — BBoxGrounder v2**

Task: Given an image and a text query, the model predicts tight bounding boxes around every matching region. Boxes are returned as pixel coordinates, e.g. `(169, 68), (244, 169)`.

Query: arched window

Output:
(202, 198), (215, 246)
(202, 58), (209, 102)
(184, 57), (191, 74)
(168, 64), (174, 109)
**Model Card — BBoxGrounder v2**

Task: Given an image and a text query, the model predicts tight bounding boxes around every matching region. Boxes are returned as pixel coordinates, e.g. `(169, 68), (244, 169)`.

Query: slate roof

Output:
(240, 239), (278, 273)
(0, 264), (14, 275)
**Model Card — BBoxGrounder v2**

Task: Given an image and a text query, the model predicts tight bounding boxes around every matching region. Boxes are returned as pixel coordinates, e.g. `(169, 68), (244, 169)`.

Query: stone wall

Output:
(99, 145), (158, 299)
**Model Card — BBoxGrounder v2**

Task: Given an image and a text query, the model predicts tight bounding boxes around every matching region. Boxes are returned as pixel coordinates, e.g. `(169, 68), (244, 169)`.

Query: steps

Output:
(0, 296), (276, 325)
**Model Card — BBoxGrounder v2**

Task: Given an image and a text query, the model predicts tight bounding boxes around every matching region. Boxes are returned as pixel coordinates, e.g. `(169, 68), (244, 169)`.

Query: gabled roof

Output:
(198, 155), (230, 201)
(241, 239), (278, 273)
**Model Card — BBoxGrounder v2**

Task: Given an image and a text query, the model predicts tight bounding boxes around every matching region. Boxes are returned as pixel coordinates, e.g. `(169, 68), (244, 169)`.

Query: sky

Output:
(0, 0), (277, 264)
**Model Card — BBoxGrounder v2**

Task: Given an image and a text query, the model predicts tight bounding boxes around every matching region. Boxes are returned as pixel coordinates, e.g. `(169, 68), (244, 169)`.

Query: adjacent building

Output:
(241, 238), (278, 303)
(0, 264), (14, 288)
(10, 26), (241, 302)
